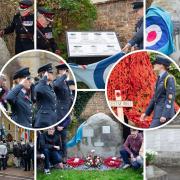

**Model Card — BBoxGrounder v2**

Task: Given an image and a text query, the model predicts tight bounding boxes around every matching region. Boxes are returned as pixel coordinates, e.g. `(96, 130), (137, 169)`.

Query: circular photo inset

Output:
(0, 50), (77, 130)
(106, 50), (180, 130)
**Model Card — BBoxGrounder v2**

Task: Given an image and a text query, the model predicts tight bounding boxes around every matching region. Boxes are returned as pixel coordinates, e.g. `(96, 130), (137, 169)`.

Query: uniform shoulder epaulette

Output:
(164, 74), (176, 89)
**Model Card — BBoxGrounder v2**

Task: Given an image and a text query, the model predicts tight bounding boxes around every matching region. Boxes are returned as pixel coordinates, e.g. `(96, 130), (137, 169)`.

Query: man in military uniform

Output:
(6, 67), (33, 128)
(122, 1), (144, 52)
(37, 7), (60, 54)
(56, 116), (71, 163)
(0, 0), (34, 54)
(140, 56), (176, 128)
(53, 63), (72, 120)
(34, 63), (57, 128)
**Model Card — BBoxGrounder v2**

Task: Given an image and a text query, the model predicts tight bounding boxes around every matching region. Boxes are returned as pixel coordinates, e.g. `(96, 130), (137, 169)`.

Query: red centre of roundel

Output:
(147, 31), (157, 42)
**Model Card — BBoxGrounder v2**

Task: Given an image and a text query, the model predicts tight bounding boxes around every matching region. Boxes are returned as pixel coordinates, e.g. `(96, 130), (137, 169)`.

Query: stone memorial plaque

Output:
(67, 31), (121, 57)
(102, 126), (110, 134)
(83, 128), (94, 137)
(94, 142), (104, 147)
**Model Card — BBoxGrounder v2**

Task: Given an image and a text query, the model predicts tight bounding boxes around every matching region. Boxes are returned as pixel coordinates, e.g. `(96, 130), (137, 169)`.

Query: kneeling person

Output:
(42, 127), (63, 174)
(120, 129), (143, 169)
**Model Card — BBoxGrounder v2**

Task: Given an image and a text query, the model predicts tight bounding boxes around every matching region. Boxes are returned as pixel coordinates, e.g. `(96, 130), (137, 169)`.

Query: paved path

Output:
(0, 167), (34, 180)
(161, 167), (180, 180)
(0, 174), (33, 180)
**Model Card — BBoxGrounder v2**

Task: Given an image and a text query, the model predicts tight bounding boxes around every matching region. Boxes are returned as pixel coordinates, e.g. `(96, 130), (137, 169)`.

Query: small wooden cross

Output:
(109, 90), (133, 122)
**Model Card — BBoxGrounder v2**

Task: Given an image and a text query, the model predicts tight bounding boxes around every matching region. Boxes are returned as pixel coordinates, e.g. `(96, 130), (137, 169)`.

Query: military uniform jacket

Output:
(145, 72), (176, 120)
(4, 13), (34, 54)
(53, 74), (72, 120)
(6, 84), (33, 128)
(128, 17), (143, 49)
(34, 76), (57, 128)
(37, 25), (58, 53)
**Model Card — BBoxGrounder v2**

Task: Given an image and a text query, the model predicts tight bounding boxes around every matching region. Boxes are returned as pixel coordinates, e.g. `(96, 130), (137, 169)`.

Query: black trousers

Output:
(24, 157), (31, 171)
(0, 158), (6, 170)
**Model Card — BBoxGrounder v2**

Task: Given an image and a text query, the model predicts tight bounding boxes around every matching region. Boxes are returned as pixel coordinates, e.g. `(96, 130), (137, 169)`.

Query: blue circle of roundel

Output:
(146, 16), (169, 50)
(93, 52), (125, 89)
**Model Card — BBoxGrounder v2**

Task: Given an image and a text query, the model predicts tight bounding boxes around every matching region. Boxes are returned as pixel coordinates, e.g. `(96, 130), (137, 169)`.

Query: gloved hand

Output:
(55, 49), (61, 55)
(0, 30), (4, 37)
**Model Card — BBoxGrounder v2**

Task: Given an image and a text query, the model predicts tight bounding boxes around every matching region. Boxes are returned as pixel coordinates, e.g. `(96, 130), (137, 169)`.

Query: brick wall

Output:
(93, 0), (138, 47)
(80, 92), (115, 120)
(152, 0), (180, 21)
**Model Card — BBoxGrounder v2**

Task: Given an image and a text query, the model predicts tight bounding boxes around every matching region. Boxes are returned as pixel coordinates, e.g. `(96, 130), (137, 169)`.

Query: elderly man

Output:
(0, 0), (34, 54)
(37, 7), (60, 54)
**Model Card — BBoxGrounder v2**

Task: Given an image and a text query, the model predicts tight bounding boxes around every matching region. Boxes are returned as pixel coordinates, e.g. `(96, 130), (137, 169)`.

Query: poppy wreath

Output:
(67, 157), (85, 167)
(107, 52), (156, 128)
(104, 157), (122, 168)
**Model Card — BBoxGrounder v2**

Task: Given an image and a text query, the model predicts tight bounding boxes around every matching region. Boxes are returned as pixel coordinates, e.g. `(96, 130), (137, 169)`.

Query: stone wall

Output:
(146, 127), (180, 166)
(152, 0), (180, 21)
(93, 0), (138, 47)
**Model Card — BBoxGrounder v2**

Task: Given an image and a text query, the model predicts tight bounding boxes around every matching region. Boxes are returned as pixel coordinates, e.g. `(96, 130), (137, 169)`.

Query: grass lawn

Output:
(37, 168), (143, 180)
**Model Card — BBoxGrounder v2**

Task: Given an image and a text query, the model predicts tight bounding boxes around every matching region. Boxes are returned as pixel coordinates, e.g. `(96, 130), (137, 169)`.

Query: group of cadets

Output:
(0, 0), (60, 55)
(5, 63), (75, 128)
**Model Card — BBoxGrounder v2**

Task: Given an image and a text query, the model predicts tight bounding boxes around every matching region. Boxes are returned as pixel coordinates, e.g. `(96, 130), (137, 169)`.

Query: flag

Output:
(66, 122), (86, 148)
(69, 52), (125, 89)
(146, 5), (175, 55)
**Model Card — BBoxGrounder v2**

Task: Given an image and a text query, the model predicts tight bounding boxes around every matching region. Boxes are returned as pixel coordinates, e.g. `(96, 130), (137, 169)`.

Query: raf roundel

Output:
(146, 16), (169, 50)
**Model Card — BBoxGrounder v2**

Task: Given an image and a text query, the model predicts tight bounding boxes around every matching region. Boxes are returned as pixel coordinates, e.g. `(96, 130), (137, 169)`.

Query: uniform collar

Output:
(159, 70), (167, 79)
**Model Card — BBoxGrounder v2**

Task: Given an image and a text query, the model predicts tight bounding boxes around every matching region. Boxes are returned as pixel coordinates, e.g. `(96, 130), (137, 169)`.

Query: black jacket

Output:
(4, 13), (34, 54)
(42, 132), (62, 151)
(37, 25), (58, 53)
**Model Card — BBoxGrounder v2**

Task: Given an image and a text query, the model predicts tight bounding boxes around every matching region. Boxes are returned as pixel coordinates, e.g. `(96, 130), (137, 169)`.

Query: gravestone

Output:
(67, 113), (123, 158)
(0, 38), (10, 69)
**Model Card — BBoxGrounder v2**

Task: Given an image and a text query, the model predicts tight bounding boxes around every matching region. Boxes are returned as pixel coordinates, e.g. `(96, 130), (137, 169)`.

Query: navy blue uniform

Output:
(53, 74), (72, 120)
(37, 25), (58, 53)
(4, 13), (34, 54)
(56, 116), (71, 159)
(6, 84), (33, 128)
(145, 72), (176, 127)
(128, 17), (143, 49)
(34, 76), (57, 128)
